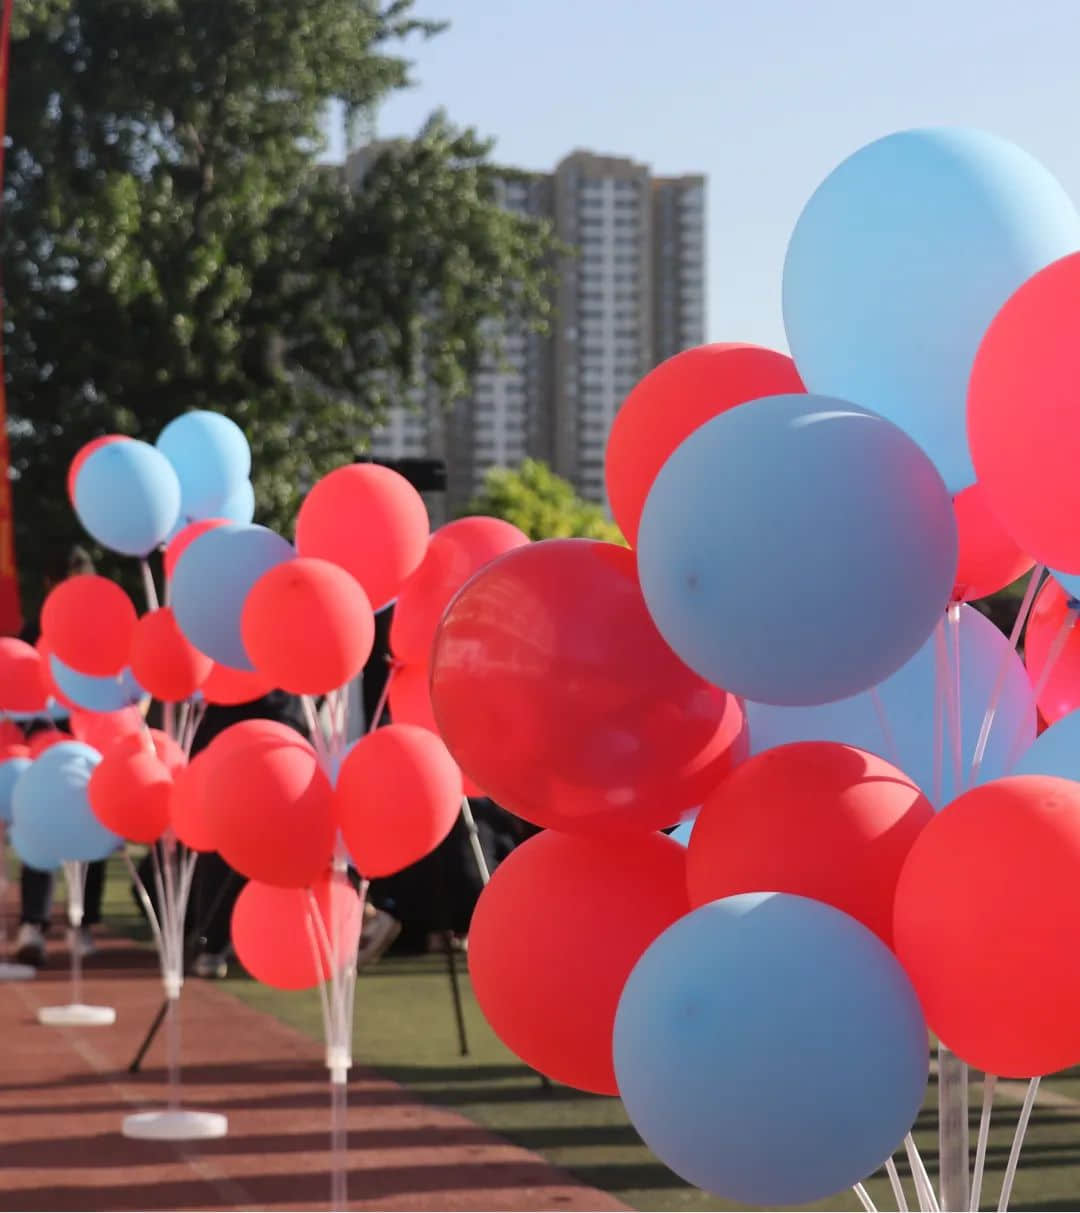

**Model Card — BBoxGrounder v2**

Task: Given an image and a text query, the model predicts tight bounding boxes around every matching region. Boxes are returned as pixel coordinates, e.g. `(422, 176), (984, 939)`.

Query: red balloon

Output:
(0, 720), (24, 749)
(605, 343), (805, 547)
(688, 742), (933, 946)
(28, 728), (71, 758)
(201, 662), (274, 706)
(335, 724), (463, 877)
(469, 831), (689, 1093)
(232, 873), (363, 991)
(207, 718), (307, 761)
(41, 575), (137, 676)
(295, 463), (429, 609)
(0, 638), (48, 713)
(388, 662), (438, 732)
(204, 732), (334, 886)
(129, 607), (213, 702)
(241, 557), (375, 695)
(390, 517), (529, 665)
(387, 664), (485, 798)
(170, 754), (216, 852)
(164, 519), (228, 580)
(0, 743), (30, 761)
(109, 727), (187, 776)
(895, 776), (1080, 1076)
(951, 484), (1033, 602)
(88, 746), (173, 844)
(1025, 579), (1080, 723)
(34, 638), (78, 713)
(969, 252), (1080, 574)
(430, 540), (748, 833)
(69, 707), (145, 753)
(68, 435), (130, 504)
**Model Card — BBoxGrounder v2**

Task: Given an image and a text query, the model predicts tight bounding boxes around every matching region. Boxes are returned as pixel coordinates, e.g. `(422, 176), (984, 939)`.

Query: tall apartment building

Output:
(348, 146), (706, 513)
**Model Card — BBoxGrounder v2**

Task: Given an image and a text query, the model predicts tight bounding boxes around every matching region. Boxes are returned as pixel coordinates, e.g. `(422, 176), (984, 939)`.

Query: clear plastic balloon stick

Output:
(460, 797), (490, 885)
(854, 1181), (877, 1212)
(970, 567), (1044, 786)
(139, 559), (160, 611)
(63, 860), (87, 1007)
(1005, 606), (1079, 772)
(938, 1042), (970, 1213)
(368, 662), (397, 735)
(300, 695), (331, 767)
(885, 1156), (909, 1212)
(970, 1074), (997, 1212)
(946, 604), (964, 795)
(996, 1078), (1039, 1212)
(905, 1133), (940, 1213)
(933, 619), (948, 809)
(307, 878), (361, 1213)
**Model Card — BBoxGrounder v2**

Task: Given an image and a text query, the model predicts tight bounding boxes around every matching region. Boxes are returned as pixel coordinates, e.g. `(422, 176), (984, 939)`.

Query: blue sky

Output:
(326, 0), (1080, 350)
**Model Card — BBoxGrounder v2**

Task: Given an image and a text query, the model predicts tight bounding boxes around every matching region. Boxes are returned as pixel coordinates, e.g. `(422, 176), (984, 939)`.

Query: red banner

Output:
(0, 0), (23, 634)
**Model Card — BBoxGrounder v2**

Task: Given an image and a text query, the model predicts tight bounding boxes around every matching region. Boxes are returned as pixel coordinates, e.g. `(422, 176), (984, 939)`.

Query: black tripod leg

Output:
(443, 929), (470, 1057)
(126, 859), (241, 1072)
(128, 997), (170, 1073)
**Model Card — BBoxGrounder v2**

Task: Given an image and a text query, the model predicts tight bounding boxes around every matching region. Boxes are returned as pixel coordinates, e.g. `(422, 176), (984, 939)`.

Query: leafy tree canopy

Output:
(465, 459), (625, 545)
(4, 0), (554, 612)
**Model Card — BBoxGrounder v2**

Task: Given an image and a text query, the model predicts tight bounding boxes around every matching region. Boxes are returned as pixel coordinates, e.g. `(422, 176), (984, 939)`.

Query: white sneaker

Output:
(356, 909), (402, 969)
(192, 951), (228, 979)
(71, 925), (96, 960)
(14, 923), (45, 967)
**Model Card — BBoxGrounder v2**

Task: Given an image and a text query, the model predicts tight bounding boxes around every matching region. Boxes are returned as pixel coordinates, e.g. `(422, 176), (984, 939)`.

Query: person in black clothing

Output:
(358, 604), (525, 962)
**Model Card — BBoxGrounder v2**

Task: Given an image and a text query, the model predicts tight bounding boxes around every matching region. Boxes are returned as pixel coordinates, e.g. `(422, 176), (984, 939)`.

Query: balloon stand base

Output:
(37, 1003), (116, 1027)
(0, 962), (36, 981)
(122, 1109), (228, 1141)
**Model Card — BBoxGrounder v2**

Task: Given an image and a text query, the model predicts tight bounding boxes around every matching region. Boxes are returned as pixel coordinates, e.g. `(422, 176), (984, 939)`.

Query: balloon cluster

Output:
(0, 412), (528, 997)
(433, 127), (1080, 1208)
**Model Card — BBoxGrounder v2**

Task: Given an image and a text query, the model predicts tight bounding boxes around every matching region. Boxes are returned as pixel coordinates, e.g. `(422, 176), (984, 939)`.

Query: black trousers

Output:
(20, 861), (105, 927)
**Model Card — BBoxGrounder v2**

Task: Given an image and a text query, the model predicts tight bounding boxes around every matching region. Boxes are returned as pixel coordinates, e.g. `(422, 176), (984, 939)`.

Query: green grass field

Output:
(97, 857), (1080, 1212)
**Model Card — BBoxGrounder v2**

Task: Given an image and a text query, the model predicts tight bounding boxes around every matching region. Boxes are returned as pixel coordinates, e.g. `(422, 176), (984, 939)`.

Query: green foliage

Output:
(3, 0), (554, 610)
(465, 459), (625, 544)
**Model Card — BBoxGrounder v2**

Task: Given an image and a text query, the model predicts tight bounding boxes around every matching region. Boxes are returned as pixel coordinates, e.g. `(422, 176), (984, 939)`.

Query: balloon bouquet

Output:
(5, 410), (531, 1199)
(432, 128), (1080, 1213)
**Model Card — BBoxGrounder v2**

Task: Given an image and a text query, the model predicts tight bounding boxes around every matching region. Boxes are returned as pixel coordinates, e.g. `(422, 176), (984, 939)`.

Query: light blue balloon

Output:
(783, 128), (1080, 491)
(219, 479), (256, 525)
(10, 816), (62, 871)
(613, 893), (928, 1206)
(11, 741), (120, 863)
(74, 439), (181, 556)
(1049, 570), (1080, 604)
(7, 701), (70, 724)
(746, 604), (1036, 807)
(49, 656), (144, 713)
(157, 411), (252, 521)
(170, 523), (294, 669)
(0, 757), (31, 825)
(1014, 708), (1080, 781)
(637, 395), (957, 707)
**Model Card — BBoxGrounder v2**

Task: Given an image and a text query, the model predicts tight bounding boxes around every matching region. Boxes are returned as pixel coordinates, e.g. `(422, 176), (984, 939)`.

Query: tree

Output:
(3, 0), (554, 612)
(465, 459), (625, 544)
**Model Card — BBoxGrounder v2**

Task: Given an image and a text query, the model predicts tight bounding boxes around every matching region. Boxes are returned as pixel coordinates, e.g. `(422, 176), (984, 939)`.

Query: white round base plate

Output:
(122, 1109), (228, 1140)
(37, 1003), (116, 1026)
(0, 962), (36, 981)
